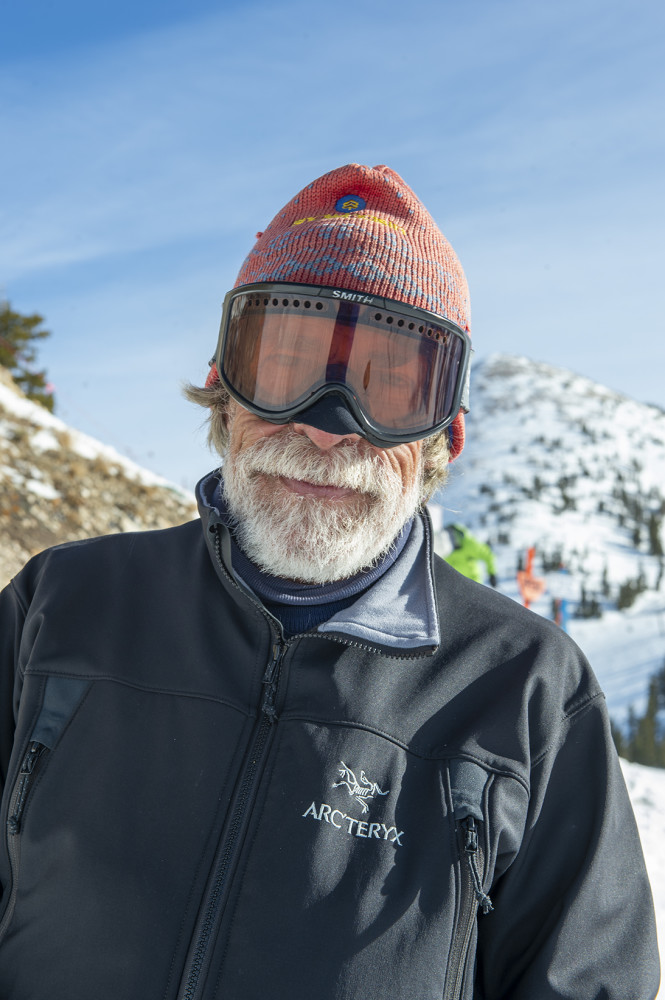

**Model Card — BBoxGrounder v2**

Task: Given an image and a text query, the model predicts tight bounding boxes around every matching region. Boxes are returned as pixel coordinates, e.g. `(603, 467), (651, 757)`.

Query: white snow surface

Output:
(431, 353), (665, 726)
(621, 759), (664, 990)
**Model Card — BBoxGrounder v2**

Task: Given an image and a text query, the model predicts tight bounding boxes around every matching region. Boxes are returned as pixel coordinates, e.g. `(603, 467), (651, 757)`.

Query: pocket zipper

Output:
(445, 815), (493, 999)
(461, 816), (493, 916)
(0, 741), (50, 942)
(8, 742), (49, 835)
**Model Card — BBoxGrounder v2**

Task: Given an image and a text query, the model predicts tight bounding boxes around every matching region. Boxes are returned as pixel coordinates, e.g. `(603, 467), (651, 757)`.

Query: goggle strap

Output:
(460, 355), (472, 414)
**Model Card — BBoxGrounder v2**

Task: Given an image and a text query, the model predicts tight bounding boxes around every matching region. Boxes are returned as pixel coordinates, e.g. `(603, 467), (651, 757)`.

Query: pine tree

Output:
(631, 678), (661, 767)
(648, 513), (664, 557)
(614, 663), (665, 767)
(0, 301), (55, 411)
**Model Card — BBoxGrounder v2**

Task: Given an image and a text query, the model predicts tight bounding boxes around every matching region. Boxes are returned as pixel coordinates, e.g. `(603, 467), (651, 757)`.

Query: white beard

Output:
(222, 429), (423, 583)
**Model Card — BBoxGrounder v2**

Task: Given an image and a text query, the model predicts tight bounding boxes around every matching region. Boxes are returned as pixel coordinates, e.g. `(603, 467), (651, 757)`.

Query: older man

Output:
(0, 164), (659, 999)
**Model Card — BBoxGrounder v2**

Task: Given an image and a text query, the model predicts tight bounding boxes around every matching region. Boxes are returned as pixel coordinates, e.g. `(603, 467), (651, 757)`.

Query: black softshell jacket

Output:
(0, 488), (659, 999)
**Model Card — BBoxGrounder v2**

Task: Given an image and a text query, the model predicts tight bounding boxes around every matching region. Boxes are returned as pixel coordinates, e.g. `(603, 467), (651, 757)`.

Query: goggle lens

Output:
(218, 286), (470, 444)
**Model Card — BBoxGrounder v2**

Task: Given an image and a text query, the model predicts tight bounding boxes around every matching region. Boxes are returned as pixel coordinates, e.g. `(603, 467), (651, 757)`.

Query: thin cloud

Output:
(1, 0), (663, 485)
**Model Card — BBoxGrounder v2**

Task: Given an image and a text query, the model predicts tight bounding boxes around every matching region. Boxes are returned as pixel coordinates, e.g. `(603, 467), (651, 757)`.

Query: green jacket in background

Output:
(443, 524), (497, 584)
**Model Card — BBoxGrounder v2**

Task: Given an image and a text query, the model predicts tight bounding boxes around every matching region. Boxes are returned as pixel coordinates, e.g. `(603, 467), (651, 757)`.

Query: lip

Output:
(278, 476), (357, 500)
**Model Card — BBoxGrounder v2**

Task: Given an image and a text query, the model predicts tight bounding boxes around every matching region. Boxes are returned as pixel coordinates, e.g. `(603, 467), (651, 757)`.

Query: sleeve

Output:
(476, 695), (660, 999)
(0, 579), (27, 797)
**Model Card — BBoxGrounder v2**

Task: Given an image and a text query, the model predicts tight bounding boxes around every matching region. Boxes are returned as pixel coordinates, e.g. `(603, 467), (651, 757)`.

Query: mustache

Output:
(231, 429), (401, 497)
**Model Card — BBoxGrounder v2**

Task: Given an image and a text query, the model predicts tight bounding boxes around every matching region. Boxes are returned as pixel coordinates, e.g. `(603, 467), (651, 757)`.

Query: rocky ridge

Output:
(0, 367), (197, 587)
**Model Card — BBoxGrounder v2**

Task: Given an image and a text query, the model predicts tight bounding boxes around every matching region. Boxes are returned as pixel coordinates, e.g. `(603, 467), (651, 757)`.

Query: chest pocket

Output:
(0, 676), (90, 943)
(445, 759), (494, 1000)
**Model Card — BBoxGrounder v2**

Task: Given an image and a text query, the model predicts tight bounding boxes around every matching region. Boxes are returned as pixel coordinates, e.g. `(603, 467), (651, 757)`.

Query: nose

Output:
(291, 421), (361, 451)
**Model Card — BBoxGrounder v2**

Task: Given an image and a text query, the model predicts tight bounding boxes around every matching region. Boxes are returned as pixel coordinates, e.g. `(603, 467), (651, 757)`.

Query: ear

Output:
(447, 413), (465, 461)
(205, 361), (220, 390)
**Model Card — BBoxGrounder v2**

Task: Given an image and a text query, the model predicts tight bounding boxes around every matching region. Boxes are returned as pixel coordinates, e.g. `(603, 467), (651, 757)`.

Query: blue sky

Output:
(1, 0), (663, 489)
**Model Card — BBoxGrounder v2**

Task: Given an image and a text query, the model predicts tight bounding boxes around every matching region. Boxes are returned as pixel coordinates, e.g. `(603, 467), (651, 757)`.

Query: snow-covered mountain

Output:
(430, 353), (665, 726)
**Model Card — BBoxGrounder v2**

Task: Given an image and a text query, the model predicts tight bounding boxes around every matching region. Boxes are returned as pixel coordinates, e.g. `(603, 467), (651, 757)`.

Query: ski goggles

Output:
(214, 282), (472, 448)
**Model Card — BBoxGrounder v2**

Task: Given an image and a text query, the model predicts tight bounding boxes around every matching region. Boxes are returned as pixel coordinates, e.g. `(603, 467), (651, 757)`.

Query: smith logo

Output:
(332, 761), (389, 813)
(331, 290), (375, 305)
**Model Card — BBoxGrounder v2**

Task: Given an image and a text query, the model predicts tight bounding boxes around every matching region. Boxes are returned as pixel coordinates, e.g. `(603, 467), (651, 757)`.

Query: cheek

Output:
(379, 442), (423, 490)
(228, 404), (285, 455)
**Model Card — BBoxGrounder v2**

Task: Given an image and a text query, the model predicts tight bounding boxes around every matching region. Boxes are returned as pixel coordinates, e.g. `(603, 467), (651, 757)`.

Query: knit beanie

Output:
(208, 163), (470, 460)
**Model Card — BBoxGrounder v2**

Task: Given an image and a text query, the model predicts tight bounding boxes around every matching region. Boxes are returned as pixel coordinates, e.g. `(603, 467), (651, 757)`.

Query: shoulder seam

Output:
(9, 577), (29, 616)
(564, 688), (605, 721)
(532, 690), (606, 767)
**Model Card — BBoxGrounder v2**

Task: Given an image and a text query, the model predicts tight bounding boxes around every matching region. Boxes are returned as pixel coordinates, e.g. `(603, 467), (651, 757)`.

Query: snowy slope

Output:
(0, 369), (196, 584)
(0, 375), (192, 494)
(431, 353), (665, 726)
(622, 759), (664, 989)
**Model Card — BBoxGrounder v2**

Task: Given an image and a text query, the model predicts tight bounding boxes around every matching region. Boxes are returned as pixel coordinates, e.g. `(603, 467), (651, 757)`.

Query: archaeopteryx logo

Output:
(302, 760), (404, 846)
(332, 760), (389, 814)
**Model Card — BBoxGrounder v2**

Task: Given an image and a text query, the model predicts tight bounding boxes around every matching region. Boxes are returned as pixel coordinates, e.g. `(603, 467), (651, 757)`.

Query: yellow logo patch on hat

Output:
(335, 195), (366, 213)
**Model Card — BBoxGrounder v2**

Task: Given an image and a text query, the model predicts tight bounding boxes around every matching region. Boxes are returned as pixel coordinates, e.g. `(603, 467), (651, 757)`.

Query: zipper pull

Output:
(261, 643), (283, 722)
(8, 742), (48, 835)
(21, 741), (46, 775)
(462, 816), (493, 915)
(463, 815), (479, 854)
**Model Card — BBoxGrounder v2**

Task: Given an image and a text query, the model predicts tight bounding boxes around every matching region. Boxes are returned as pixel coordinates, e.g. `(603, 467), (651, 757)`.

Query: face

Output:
(222, 401), (425, 583)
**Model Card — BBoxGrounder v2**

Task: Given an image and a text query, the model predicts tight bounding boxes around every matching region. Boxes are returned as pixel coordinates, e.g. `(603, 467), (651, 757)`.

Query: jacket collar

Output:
(196, 470), (440, 654)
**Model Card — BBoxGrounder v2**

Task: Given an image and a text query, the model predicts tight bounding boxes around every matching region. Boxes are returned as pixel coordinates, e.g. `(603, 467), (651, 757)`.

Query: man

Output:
(0, 164), (659, 999)
(434, 523), (498, 586)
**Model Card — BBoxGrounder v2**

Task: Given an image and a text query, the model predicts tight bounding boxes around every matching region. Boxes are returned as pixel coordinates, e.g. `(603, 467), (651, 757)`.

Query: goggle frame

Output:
(214, 281), (472, 448)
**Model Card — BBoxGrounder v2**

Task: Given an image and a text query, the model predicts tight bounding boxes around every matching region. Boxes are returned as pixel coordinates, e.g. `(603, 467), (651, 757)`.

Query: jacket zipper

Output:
(445, 816), (493, 1000)
(193, 520), (430, 995)
(177, 631), (286, 1000)
(208, 516), (434, 661)
(0, 741), (49, 942)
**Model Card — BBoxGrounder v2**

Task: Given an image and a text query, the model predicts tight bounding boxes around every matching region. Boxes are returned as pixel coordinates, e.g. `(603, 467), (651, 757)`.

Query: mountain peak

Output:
(432, 353), (665, 722)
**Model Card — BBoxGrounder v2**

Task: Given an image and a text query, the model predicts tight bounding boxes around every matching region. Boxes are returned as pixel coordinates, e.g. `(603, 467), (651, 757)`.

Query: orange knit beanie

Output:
(209, 163), (471, 459)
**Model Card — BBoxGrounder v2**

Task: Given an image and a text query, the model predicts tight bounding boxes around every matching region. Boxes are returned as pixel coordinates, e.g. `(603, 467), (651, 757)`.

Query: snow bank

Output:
(622, 759), (664, 990)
